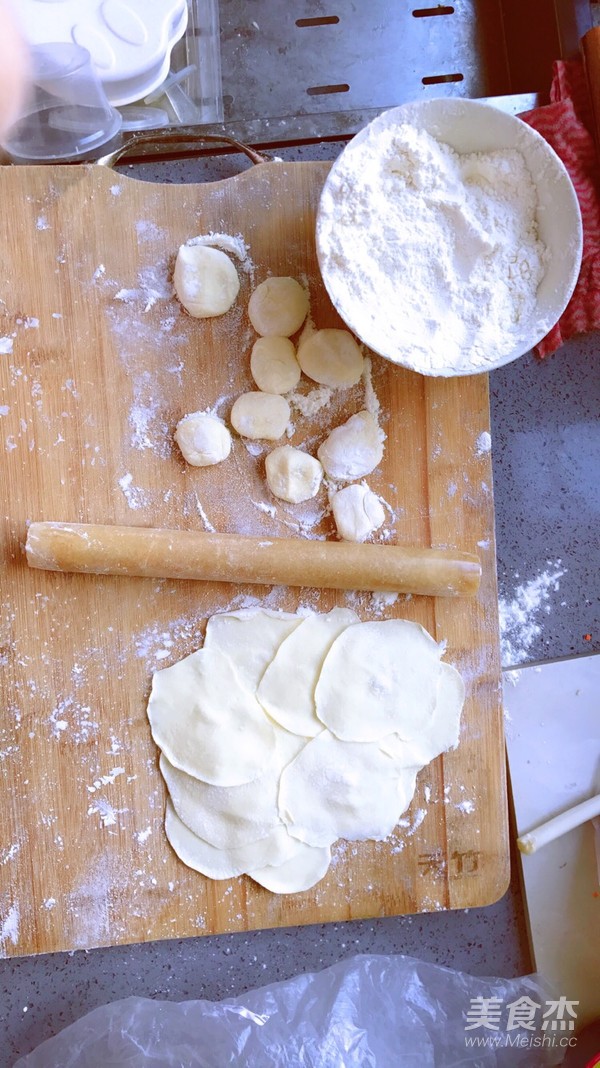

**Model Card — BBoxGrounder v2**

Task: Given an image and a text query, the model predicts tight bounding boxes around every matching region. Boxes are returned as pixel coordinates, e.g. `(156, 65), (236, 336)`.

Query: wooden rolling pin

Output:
(25, 522), (481, 597)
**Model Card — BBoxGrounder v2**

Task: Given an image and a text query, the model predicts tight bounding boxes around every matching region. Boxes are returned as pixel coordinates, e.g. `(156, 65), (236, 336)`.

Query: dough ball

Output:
(250, 336), (301, 394)
(331, 483), (385, 541)
(248, 277), (309, 337)
(174, 411), (232, 467)
(174, 242), (240, 318)
(265, 445), (323, 503)
(230, 391), (290, 440)
(297, 329), (364, 388)
(317, 410), (384, 480)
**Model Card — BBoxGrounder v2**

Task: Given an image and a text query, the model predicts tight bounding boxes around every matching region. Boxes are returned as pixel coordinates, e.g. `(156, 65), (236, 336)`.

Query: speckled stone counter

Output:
(1, 146), (598, 1065)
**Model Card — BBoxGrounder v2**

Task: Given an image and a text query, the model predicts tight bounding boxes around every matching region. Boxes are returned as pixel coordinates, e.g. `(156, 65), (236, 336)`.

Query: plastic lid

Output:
(16, 0), (188, 106)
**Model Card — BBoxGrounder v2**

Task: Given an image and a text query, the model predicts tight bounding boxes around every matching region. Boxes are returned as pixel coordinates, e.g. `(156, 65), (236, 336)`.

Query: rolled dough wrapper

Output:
(164, 800), (298, 879)
(380, 661), (465, 766)
(257, 607), (359, 737)
(315, 618), (444, 743)
(159, 726), (304, 849)
(278, 729), (418, 847)
(248, 839), (332, 894)
(147, 646), (276, 787)
(202, 608), (301, 691)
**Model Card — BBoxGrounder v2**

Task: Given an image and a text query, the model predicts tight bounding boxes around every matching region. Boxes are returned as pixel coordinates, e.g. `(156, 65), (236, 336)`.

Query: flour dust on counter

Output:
(499, 560), (565, 667)
(147, 607), (465, 894)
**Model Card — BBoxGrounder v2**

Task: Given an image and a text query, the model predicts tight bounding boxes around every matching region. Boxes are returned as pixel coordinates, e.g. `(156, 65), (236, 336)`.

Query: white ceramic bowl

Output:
(316, 99), (583, 376)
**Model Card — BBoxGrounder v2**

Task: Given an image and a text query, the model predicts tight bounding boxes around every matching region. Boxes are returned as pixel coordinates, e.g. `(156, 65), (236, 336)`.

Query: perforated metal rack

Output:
(113, 0), (598, 163)
(218, 0), (588, 122)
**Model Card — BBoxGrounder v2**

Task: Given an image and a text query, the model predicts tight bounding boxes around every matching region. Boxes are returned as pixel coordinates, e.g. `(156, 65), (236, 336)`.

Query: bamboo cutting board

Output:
(0, 160), (507, 957)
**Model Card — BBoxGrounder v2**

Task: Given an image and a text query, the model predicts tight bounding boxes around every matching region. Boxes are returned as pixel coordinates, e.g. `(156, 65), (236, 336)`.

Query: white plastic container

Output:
(16, 0), (189, 106)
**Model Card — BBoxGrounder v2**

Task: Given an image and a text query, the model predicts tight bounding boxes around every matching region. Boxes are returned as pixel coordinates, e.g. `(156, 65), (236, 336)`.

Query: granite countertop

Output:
(1, 134), (598, 1062)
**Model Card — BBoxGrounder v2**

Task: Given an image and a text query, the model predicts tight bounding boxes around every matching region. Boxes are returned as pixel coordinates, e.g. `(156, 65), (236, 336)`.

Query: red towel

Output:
(520, 60), (600, 357)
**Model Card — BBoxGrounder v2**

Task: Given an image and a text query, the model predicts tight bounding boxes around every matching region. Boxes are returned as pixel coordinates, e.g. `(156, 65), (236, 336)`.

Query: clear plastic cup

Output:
(3, 42), (122, 162)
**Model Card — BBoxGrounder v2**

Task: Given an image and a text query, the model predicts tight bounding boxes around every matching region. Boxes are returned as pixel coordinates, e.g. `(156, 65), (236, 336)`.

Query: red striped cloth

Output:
(520, 60), (600, 356)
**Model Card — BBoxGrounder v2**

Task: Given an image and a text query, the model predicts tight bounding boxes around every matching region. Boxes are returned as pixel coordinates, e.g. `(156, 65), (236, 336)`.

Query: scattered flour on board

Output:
(0, 903), (20, 947)
(251, 499), (276, 518)
(136, 220), (165, 242)
(87, 767), (125, 794)
(49, 695), (98, 743)
(370, 591), (399, 616)
(289, 386), (333, 418)
(87, 797), (126, 829)
(187, 232), (255, 280)
(397, 807), (427, 836)
(114, 263), (173, 314)
(475, 430), (492, 456)
(0, 337), (14, 354)
(0, 842), (20, 865)
(362, 355), (380, 420)
(118, 473), (149, 510)
(129, 395), (172, 458)
(498, 561), (565, 667)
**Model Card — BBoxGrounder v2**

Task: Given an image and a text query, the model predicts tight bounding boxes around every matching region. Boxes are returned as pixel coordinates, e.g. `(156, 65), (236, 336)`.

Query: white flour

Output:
(499, 562), (565, 667)
(318, 121), (547, 374)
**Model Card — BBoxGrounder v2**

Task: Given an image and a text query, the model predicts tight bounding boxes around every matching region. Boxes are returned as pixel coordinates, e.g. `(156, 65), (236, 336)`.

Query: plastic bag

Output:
(16, 953), (560, 1067)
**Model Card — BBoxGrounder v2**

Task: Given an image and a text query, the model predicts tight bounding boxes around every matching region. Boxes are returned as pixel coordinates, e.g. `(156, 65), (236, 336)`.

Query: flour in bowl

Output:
(317, 121), (548, 374)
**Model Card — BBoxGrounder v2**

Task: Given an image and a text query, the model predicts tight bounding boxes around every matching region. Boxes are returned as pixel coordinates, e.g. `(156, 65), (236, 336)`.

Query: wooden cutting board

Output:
(0, 160), (507, 957)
